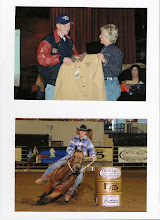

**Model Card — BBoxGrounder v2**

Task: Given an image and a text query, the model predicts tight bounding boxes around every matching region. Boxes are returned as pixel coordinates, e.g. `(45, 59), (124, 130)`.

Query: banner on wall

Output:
(26, 146), (113, 164)
(118, 147), (147, 163)
(27, 147), (67, 164)
(85, 147), (113, 162)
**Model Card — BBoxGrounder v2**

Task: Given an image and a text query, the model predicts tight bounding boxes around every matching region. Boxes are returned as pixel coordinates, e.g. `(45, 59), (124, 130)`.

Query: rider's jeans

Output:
(71, 171), (83, 194)
(41, 155), (71, 178)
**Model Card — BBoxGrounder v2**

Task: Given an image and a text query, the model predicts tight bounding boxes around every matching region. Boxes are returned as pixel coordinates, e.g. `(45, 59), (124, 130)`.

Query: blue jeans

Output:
(36, 86), (45, 100)
(41, 154), (83, 194)
(105, 80), (121, 101)
(45, 84), (55, 100)
(41, 155), (70, 177)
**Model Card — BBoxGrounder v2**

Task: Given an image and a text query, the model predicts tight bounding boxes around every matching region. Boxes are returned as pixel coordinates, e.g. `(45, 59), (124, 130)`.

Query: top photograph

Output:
(14, 7), (147, 101)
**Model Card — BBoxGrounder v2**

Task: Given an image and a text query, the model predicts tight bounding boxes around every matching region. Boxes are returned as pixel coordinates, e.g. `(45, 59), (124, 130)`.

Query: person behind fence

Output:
(35, 124), (96, 201)
(37, 13), (78, 100)
(97, 24), (123, 101)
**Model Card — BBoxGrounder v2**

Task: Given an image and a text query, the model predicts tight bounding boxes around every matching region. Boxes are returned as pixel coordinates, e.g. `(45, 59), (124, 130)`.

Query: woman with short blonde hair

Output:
(100, 24), (118, 44)
(97, 24), (123, 101)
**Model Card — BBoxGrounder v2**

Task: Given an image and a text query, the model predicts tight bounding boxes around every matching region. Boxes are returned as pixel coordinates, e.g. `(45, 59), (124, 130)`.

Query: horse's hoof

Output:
(36, 199), (46, 206)
(65, 193), (71, 202)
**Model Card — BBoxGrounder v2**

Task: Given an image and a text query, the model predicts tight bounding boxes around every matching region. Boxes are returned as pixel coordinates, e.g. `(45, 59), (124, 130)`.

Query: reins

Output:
(48, 171), (76, 196)
(49, 157), (94, 200)
(67, 160), (74, 172)
(51, 154), (85, 197)
(80, 161), (94, 173)
(52, 158), (81, 190)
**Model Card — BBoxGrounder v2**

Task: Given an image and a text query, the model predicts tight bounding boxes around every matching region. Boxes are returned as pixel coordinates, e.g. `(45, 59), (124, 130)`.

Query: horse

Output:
(36, 148), (83, 205)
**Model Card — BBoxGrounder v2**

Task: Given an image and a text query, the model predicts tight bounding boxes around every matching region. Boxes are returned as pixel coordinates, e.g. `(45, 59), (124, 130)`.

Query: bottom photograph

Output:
(15, 118), (147, 212)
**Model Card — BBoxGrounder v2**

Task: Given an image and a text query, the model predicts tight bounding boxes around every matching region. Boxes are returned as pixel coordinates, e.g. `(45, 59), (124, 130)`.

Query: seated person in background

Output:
(118, 64), (146, 101)
(129, 64), (144, 84)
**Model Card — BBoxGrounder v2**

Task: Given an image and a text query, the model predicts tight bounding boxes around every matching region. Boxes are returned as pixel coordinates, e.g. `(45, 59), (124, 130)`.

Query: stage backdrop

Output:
(50, 7), (136, 64)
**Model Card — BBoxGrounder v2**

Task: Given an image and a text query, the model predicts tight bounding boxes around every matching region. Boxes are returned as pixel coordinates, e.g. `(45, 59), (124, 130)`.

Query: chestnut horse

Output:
(36, 149), (83, 205)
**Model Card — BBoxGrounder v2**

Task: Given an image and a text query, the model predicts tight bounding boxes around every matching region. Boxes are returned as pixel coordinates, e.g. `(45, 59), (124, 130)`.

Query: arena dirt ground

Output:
(15, 170), (147, 212)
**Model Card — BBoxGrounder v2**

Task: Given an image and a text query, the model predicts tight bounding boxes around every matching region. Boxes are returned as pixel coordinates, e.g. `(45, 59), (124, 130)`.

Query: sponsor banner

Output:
(85, 147), (112, 161)
(102, 195), (120, 207)
(27, 147), (67, 164)
(99, 167), (121, 179)
(118, 147), (147, 163)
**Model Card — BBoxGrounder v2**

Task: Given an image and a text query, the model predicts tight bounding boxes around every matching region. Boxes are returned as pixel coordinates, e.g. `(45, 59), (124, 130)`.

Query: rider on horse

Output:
(35, 124), (96, 201)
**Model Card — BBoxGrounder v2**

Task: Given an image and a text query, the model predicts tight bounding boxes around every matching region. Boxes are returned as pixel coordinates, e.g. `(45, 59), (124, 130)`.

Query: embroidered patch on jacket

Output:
(85, 62), (92, 67)
(52, 48), (58, 53)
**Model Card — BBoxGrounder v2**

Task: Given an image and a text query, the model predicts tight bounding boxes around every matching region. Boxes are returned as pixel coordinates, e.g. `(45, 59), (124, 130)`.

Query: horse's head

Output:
(70, 148), (83, 175)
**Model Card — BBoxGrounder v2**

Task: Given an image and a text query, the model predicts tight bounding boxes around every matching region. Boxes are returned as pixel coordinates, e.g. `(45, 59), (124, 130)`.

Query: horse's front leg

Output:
(64, 185), (74, 202)
(36, 192), (48, 206)
(45, 188), (61, 202)
(36, 186), (61, 205)
(36, 189), (59, 206)
(36, 180), (57, 206)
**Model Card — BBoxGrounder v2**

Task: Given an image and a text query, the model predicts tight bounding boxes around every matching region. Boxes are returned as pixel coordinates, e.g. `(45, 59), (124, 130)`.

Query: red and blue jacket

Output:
(37, 29), (78, 87)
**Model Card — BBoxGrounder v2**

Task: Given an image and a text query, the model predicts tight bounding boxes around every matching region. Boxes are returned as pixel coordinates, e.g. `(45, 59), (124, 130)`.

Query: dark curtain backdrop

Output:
(50, 7), (136, 64)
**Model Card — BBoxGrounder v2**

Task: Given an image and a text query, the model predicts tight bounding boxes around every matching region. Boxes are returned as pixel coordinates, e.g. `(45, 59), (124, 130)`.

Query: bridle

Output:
(50, 157), (94, 197)
(52, 155), (82, 187)
(68, 156), (95, 173)
(67, 158), (82, 173)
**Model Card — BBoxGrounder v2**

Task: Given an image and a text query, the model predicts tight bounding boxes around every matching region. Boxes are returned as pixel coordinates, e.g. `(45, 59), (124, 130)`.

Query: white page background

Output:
(0, 0), (160, 219)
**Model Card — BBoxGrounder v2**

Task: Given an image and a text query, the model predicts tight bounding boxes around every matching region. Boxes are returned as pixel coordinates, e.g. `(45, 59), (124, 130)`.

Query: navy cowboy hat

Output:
(76, 124), (90, 132)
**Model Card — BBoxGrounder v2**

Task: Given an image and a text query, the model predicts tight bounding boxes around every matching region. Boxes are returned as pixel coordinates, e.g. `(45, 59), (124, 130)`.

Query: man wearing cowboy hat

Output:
(35, 124), (96, 201)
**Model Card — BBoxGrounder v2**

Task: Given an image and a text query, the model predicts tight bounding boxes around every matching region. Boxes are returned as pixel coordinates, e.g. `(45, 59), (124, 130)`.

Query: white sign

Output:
(118, 147), (147, 163)
(103, 195), (120, 207)
(99, 167), (121, 179)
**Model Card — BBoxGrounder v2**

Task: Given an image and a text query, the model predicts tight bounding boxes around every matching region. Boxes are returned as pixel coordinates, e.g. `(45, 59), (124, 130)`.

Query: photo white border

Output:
(1, 0), (160, 219)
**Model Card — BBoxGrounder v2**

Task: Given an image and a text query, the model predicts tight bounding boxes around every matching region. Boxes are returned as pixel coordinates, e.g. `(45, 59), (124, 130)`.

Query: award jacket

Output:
(54, 53), (107, 101)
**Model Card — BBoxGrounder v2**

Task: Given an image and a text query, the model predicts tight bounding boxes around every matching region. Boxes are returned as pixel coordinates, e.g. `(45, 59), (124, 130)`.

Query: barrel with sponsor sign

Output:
(95, 167), (122, 207)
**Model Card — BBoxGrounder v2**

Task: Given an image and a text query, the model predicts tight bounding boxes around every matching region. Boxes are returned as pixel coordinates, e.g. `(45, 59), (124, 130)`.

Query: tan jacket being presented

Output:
(54, 53), (107, 101)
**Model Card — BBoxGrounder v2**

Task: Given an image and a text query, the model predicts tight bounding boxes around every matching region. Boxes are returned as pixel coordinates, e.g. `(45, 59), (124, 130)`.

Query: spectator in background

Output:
(118, 64), (145, 101)
(37, 13), (78, 100)
(130, 64), (144, 84)
(97, 24), (123, 101)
